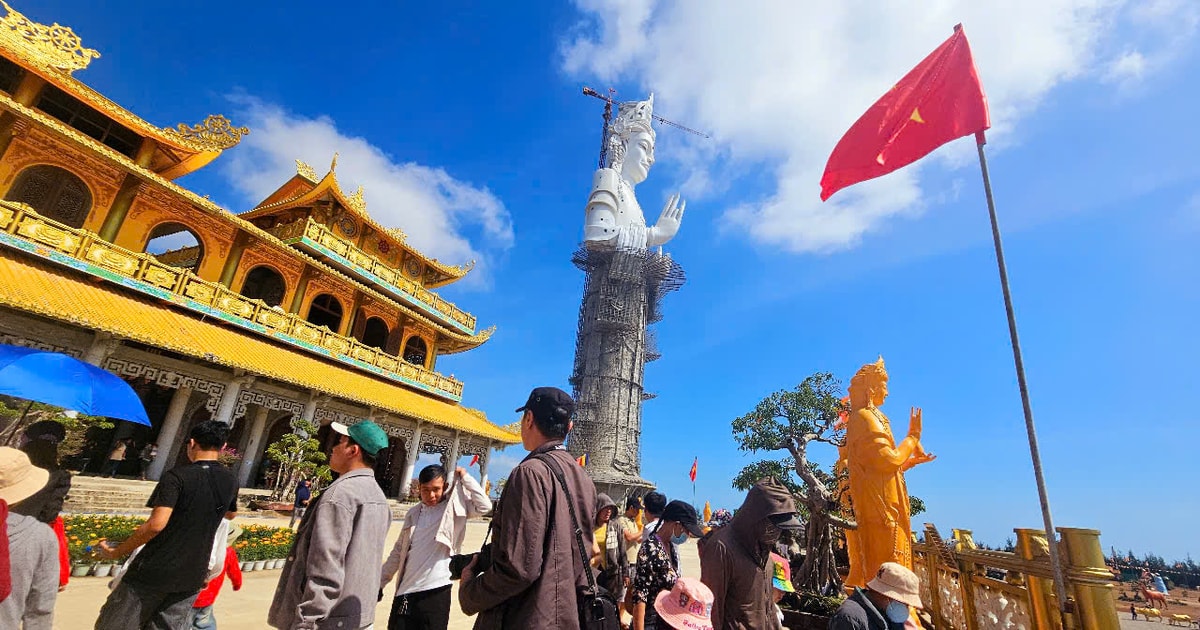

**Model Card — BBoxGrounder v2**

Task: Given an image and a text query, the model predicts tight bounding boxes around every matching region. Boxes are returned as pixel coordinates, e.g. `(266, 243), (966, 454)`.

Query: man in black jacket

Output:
(829, 562), (924, 630)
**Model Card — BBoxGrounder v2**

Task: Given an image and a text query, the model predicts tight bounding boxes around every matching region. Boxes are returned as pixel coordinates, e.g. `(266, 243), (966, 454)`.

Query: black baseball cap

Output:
(515, 387), (575, 421)
(661, 500), (705, 538)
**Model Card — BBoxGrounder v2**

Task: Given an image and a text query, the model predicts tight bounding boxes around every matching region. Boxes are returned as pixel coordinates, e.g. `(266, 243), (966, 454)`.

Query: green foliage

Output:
(265, 419), (330, 501)
(0, 395), (113, 460)
(730, 372), (845, 456)
(909, 494), (926, 517)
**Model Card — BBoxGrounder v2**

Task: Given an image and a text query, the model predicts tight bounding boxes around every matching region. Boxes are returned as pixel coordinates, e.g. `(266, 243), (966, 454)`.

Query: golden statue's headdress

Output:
(849, 356), (887, 403)
(606, 94), (655, 171)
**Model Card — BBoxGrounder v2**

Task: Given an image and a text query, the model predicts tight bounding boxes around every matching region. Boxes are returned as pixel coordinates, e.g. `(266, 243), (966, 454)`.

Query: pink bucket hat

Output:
(654, 577), (714, 630)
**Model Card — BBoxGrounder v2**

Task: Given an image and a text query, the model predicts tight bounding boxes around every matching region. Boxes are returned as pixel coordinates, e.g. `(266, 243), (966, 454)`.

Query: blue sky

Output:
(37, 0), (1199, 560)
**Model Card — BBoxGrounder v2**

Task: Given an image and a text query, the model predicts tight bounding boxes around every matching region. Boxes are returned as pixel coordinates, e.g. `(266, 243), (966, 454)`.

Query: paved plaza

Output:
(52, 513), (702, 630)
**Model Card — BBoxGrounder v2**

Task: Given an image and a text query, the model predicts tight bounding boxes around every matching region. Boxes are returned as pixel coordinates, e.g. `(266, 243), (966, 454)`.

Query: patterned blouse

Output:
(632, 532), (678, 606)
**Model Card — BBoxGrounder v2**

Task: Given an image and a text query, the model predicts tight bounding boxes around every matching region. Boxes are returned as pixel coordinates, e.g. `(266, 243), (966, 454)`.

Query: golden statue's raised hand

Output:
(907, 406), (922, 440)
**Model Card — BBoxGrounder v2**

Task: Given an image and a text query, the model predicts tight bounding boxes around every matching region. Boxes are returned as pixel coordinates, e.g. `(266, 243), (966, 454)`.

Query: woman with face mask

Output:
(630, 500), (705, 630)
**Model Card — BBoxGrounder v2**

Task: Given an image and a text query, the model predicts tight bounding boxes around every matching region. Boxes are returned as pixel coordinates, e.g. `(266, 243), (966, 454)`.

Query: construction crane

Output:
(582, 86), (710, 169)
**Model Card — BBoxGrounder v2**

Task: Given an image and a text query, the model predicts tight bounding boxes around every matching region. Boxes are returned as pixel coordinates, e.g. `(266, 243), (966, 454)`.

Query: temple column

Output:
(399, 424), (423, 495)
(339, 292), (363, 337)
(219, 232), (251, 287)
(288, 268), (315, 315)
(147, 386), (192, 480)
(236, 406), (271, 486)
(442, 431), (461, 470)
(479, 443), (492, 487)
(0, 75), (46, 161)
(98, 175), (142, 242)
(82, 331), (122, 366)
(213, 373), (254, 425)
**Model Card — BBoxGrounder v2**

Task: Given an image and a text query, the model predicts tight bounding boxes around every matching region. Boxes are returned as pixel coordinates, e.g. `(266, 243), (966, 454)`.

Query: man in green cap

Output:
(269, 419), (392, 630)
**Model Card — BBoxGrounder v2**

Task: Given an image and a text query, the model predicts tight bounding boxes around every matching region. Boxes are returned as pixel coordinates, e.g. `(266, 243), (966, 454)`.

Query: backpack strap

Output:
(534, 453), (597, 591)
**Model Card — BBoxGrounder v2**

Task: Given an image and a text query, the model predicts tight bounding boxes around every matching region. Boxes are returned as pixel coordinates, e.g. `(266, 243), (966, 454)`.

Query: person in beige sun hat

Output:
(0, 446), (59, 630)
(829, 562), (923, 630)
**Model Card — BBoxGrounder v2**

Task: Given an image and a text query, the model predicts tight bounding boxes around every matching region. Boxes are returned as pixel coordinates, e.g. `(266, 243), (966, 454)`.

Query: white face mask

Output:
(885, 600), (910, 623)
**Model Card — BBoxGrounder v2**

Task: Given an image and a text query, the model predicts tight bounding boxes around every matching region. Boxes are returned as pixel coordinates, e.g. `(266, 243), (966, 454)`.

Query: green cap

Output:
(331, 420), (389, 456)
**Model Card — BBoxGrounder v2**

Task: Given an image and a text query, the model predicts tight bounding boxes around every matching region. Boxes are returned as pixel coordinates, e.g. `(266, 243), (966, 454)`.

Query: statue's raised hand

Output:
(907, 407), (922, 440)
(648, 193), (685, 247)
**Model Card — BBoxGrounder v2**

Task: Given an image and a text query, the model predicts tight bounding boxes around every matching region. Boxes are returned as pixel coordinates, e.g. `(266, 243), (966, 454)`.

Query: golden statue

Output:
(843, 357), (935, 587)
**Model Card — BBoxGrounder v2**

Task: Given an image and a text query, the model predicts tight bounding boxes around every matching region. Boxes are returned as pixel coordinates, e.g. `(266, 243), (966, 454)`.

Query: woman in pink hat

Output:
(653, 577), (713, 630)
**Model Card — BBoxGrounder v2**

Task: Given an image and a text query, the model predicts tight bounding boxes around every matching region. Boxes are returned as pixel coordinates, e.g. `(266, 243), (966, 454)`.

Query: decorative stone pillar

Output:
(1058, 528), (1120, 630)
(83, 332), (122, 366)
(479, 443), (492, 487)
(236, 406), (272, 487)
(399, 424), (423, 495)
(1015, 528), (1063, 630)
(98, 175), (142, 242)
(213, 374), (255, 425)
(441, 431), (461, 471)
(147, 386), (192, 480)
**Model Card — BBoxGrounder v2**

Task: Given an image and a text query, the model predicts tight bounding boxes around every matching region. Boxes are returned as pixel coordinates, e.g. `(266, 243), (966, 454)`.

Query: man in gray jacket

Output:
(0, 447), (58, 630)
(269, 420), (391, 630)
(458, 386), (597, 629)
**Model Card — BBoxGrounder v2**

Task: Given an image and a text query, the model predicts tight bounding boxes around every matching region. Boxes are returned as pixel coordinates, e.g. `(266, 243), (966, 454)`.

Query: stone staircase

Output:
(63, 474), (413, 519)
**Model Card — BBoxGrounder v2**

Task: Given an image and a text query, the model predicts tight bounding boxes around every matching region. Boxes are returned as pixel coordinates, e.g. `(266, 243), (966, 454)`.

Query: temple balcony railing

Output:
(269, 218), (476, 335)
(0, 203), (464, 401)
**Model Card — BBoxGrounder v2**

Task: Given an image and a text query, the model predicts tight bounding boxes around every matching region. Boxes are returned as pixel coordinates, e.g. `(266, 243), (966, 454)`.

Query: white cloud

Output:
(221, 97), (513, 282)
(1104, 50), (1146, 83)
(560, 0), (1197, 253)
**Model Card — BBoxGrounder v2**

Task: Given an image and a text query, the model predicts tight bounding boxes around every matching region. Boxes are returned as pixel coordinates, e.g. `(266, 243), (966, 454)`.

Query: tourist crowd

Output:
(0, 385), (925, 629)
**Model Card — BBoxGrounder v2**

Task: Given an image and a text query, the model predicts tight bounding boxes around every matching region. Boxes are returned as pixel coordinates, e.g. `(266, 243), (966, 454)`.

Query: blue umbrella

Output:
(0, 343), (150, 426)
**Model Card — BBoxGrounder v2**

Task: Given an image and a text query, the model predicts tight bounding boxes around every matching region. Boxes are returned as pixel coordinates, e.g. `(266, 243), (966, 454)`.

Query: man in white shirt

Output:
(381, 464), (491, 630)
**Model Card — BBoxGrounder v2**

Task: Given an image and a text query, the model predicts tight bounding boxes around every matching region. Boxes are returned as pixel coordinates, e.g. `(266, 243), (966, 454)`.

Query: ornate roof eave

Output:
(248, 159), (473, 286)
(0, 2), (247, 170)
(0, 91), (476, 343)
(436, 324), (495, 355)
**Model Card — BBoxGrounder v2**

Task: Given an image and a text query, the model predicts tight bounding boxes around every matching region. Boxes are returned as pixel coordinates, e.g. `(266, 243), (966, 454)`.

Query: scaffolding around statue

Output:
(568, 246), (684, 499)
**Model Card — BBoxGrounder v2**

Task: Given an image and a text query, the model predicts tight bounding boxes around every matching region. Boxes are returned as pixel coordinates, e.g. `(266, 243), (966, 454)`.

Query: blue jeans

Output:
(191, 605), (216, 630)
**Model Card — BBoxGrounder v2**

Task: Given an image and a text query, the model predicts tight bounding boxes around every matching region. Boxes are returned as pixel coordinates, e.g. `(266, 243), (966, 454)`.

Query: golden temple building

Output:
(0, 1), (517, 493)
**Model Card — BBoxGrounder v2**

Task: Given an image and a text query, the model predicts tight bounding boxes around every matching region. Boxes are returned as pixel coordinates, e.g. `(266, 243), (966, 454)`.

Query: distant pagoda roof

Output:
(0, 1), (248, 178)
(242, 156), (474, 288)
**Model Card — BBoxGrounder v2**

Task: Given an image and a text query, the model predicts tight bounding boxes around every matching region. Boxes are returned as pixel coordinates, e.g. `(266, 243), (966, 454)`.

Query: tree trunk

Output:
(796, 495), (842, 596)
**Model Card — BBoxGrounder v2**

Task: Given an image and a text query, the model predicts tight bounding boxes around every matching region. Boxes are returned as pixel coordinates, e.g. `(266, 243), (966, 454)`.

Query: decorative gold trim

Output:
(161, 114), (249, 151)
(295, 159), (317, 182)
(0, 1), (98, 74)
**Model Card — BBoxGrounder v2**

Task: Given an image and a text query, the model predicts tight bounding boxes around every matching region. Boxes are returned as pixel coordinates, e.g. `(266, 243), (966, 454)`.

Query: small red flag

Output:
(689, 457), (698, 482)
(469, 454), (479, 467)
(820, 25), (990, 201)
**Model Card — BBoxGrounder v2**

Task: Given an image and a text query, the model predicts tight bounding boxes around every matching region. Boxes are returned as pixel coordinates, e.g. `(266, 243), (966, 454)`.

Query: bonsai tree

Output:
(731, 372), (855, 595)
(265, 419), (331, 501)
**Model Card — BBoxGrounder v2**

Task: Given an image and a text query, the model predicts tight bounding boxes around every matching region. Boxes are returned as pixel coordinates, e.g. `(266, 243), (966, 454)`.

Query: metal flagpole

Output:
(975, 130), (1070, 623)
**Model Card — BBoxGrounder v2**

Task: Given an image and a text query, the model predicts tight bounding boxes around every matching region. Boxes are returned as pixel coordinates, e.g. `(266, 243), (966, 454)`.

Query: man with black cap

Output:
(700, 477), (803, 630)
(269, 419), (391, 630)
(459, 386), (597, 629)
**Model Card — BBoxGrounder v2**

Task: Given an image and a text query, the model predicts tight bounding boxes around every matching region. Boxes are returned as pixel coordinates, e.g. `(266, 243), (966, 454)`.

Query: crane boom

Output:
(581, 86), (709, 166)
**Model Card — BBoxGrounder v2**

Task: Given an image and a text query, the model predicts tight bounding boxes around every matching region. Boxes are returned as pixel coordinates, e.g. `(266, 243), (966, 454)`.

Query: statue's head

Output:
(848, 356), (888, 409)
(608, 95), (656, 185)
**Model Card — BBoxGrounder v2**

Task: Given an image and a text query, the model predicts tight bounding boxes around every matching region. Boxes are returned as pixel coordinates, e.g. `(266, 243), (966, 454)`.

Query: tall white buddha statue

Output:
(583, 95), (686, 250)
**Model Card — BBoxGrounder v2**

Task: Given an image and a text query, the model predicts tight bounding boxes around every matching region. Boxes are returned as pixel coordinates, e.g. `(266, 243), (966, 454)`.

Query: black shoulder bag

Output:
(537, 453), (620, 630)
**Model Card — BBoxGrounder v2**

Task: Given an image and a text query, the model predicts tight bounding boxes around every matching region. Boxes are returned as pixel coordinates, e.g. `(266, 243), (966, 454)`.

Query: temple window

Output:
(5, 165), (92, 228)
(306, 294), (343, 332)
(240, 265), (287, 307)
(35, 85), (141, 157)
(359, 316), (389, 350)
(0, 56), (23, 94)
(144, 222), (204, 272)
(403, 336), (428, 367)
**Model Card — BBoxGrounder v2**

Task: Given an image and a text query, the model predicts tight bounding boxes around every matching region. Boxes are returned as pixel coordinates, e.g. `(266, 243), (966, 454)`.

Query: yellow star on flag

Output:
(910, 108), (925, 124)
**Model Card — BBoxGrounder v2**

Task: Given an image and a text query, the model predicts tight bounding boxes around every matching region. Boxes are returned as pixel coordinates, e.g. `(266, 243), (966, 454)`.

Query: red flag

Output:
(469, 454), (479, 467)
(689, 457), (698, 482)
(820, 25), (990, 201)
